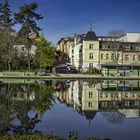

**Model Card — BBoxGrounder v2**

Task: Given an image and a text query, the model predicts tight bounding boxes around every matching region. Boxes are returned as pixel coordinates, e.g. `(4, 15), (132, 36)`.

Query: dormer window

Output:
(89, 44), (94, 49)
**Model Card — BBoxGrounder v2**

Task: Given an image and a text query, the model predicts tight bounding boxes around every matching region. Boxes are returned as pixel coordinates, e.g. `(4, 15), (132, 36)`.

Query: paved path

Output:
(0, 74), (140, 80)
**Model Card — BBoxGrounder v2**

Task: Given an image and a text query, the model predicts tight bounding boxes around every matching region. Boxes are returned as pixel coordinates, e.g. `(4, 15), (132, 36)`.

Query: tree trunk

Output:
(27, 49), (30, 71)
(8, 45), (11, 71)
(7, 58), (11, 71)
(39, 62), (42, 73)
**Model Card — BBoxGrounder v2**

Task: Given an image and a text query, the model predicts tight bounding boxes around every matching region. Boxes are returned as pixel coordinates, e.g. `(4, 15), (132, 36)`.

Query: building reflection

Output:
(56, 80), (140, 124)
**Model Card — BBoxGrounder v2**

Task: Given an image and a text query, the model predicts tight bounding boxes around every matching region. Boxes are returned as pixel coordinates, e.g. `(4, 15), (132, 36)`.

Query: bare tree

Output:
(108, 30), (124, 37)
(102, 111), (124, 124)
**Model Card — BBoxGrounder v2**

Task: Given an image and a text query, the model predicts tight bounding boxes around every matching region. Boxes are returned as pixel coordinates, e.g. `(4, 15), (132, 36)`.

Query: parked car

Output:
(55, 66), (78, 74)
(67, 66), (78, 73)
(55, 66), (69, 73)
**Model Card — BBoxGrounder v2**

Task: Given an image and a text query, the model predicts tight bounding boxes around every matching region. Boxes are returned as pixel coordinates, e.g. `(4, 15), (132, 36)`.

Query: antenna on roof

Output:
(90, 24), (93, 31)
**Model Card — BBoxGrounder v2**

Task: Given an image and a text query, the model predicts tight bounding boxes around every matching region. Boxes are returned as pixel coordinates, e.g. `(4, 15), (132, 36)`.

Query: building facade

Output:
(57, 30), (140, 75)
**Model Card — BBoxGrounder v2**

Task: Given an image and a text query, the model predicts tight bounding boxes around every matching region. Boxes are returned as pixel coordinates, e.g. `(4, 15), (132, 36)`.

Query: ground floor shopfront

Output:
(101, 64), (140, 77)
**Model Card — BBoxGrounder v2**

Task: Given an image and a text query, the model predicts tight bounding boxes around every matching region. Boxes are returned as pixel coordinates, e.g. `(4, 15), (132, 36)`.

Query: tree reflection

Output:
(31, 83), (55, 116)
(0, 83), (15, 134)
(101, 111), (124, 124)
(0, 82), (54, 134)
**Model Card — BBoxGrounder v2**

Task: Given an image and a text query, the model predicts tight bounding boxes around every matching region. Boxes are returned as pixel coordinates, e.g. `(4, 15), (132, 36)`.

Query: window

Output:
(89, 92), (93, 98)
(133, 55), (136, 61)
(125, 92), (129, 97)
(136, 46), (140, 51)
(133, 94), (135, 97)
(22, 47), (24, 51)
(20, 94), (24, 98)
(72, 49), (74, 54)
(88, 102), (93, 107)
(111, 54), (114, 60)
(101, 54), (103, 60)
(125, 101), (129, 106)
(89, 44), (94, 49)
(125, 54), (129, 61)
(138, 55), (140, 61)
(117, 54), (119, 60)
(106, 54), (109, 60)
(100, 93), (103, 98)
(108, 44), (111, 49)
(125, 46), (130, 51)
(89, 53), (93, 59)
(102, 44), (105, 49)
(14, 93), (17, 98)
(89, 63), (93, 68)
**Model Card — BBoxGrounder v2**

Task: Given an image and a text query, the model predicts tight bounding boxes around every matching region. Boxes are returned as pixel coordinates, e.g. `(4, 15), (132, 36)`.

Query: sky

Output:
(9, 0), (140, 44)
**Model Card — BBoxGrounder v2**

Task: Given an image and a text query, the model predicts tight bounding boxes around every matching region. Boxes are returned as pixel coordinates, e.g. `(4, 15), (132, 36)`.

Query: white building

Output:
(118, 33), (140, 42)
(13, 45), (36, 57)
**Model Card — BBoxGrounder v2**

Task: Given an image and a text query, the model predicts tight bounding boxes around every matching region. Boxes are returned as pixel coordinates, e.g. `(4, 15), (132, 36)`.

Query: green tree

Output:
(0, 0), (15, 71)
(34, 34), (56, 72)
(0, 0), (14, 29)
(14, 2), (43, 71)
(32, 83), (55, 116)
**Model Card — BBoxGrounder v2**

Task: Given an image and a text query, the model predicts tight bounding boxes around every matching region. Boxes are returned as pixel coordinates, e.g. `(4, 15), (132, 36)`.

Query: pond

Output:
(0, 79), (140, 140)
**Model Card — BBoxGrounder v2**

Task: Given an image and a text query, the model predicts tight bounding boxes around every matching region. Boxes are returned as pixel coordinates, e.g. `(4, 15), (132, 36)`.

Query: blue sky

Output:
(9, 0), (140, 44)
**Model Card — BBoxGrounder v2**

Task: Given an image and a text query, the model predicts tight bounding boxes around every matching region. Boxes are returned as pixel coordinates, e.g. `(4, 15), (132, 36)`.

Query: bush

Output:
(0, 134), (60, 140)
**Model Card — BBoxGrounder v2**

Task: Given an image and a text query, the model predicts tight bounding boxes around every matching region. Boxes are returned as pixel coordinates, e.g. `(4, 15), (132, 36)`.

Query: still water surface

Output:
(0, 79), (140, 140)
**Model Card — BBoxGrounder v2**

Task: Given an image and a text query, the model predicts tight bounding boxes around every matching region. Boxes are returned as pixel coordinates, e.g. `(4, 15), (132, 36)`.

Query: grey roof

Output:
(84, 31), (98, 41)
(98, 36), (118, 39)
(83, 110), (97, 120)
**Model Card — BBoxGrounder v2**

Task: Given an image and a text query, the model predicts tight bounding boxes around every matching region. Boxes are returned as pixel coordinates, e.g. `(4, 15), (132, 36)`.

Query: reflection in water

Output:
(0, 82), (55, 134)
(0, 80), (140, 139)
(56, 80), (140, 125)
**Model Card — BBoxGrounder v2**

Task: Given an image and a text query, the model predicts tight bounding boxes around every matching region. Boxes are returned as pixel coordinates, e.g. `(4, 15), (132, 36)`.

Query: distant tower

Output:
(3, 0), (8, 4)
(90, 24), (93, 31)
(88, 119), (92, 128)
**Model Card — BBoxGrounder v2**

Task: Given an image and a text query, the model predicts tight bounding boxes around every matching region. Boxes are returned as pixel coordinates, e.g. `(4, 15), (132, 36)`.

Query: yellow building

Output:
(82, 81), (99, 111)
(82, 31), (100, 70)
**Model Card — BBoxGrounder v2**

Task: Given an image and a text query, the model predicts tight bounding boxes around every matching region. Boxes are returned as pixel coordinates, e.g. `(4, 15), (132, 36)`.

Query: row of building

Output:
(57, 29), (140, 76)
